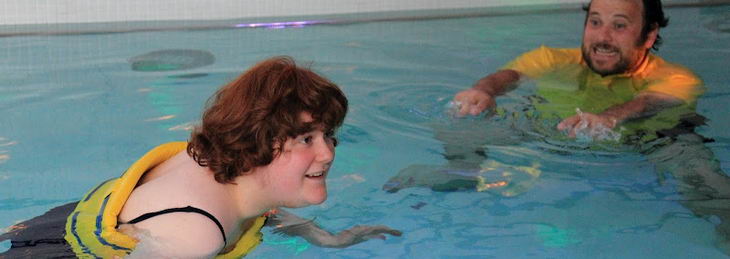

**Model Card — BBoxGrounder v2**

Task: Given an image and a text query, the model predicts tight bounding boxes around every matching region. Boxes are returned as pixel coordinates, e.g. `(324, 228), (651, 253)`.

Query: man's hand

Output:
(453, 88), (496, 116)
(453, 69), (521, 116)
(557, 92), (685, 139)
(557, 110), (618, 138)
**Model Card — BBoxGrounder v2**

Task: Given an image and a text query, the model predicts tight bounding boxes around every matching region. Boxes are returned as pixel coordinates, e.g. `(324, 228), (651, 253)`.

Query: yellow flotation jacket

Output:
(64, 142), (267, 258)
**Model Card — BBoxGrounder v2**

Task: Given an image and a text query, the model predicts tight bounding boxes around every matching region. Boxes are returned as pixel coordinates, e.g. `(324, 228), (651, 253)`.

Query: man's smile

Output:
(592, 43), (620, 59)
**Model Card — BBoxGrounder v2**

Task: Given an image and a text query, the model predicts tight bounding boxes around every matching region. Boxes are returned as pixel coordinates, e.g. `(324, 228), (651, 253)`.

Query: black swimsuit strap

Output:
(126, 206), (227, 245)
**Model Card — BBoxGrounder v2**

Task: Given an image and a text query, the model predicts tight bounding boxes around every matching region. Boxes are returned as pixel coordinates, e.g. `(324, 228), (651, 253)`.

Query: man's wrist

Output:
(598, 111), (622, 128)
(472, 84), (496, 97)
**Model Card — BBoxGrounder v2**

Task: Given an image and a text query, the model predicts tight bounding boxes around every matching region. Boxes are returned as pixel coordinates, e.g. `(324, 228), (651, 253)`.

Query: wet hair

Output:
(583, 0), (669, 51)
(187, 56), (348, 183)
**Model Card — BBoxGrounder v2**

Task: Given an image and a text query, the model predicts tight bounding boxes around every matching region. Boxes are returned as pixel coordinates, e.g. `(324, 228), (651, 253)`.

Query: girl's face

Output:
(263, 113), (337, 208)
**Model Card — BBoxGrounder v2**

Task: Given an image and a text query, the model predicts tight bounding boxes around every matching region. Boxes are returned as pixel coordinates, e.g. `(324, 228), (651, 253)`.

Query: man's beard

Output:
(581, 42), (631, 77)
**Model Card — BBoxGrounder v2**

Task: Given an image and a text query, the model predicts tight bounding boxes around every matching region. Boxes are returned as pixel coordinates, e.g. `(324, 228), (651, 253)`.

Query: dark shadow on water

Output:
(129, 49), (215, 72)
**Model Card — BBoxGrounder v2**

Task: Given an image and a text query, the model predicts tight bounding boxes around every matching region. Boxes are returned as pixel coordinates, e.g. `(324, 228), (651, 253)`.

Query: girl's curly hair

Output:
(187, 56), (348, 183)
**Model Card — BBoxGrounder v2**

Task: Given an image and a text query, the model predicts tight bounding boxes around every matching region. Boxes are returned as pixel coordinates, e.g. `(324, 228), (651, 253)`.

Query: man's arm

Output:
(557, 92), (685, 137)
(600, 92), (685, 123)
(454, 69), (521, 116)
(265, 209), (402, 248)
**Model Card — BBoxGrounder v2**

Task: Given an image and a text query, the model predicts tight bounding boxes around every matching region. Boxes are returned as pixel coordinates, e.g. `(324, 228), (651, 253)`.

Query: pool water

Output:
(1, 4), (730, 258)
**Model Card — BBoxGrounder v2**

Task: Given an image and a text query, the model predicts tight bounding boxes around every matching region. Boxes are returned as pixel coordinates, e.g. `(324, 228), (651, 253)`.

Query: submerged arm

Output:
(557, 92), (684, 136)
(599, 92), (684, 125)
(265, 209), (402, 248)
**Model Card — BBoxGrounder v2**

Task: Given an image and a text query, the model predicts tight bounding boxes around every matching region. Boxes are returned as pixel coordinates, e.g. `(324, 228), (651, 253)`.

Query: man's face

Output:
(581, 0), (656, 76)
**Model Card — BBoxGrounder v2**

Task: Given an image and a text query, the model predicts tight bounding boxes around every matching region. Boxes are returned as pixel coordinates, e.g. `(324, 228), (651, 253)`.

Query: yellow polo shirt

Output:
(503, 45), (704, 140)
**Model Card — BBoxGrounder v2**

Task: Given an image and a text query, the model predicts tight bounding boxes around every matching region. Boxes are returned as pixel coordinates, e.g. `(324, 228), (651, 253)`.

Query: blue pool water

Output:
(1, 4), (730, 258)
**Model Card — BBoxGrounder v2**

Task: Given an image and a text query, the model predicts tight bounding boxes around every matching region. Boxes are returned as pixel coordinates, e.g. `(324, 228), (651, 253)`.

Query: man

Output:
(452, 0), (730, 253)
(387, 0), (706, 193)
(455, 0), (702, 142)
(387, 0), (730, 254)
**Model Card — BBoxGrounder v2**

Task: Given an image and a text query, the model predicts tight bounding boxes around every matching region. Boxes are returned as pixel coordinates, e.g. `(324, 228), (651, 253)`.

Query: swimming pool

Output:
(1, 3), (729, 258)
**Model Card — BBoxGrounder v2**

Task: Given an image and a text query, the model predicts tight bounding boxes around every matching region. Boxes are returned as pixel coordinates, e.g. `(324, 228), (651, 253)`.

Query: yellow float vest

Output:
(64, 142), (266, 258)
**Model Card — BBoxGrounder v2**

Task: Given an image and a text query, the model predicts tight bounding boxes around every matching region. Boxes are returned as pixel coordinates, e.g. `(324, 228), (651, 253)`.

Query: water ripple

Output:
(0, 137), (16, 165)
(364, 82), (458, 143)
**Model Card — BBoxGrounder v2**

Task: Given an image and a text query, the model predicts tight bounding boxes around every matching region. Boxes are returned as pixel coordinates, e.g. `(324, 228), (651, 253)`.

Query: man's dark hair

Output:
(583, 0), (669, 51)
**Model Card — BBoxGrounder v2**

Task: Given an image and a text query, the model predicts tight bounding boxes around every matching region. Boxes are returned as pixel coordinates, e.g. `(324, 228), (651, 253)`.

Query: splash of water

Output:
(569, 108), (622, 142)
(444, 100), (490, 120)
(445, 100), (462, 117)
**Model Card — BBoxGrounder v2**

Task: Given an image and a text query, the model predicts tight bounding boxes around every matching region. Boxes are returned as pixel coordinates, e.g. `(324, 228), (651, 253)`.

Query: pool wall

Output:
(1, 0), (727, 37)
(3, 0), (588, 25)
(2, 0), (726, 36)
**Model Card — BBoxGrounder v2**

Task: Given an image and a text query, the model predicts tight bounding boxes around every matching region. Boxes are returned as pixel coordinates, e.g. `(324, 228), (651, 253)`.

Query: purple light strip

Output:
(234, 20), (327, 29)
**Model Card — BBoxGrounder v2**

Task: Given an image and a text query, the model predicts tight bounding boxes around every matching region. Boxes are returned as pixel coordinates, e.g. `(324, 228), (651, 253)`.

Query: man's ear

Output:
(643, 24), (659, 49)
